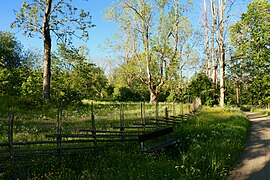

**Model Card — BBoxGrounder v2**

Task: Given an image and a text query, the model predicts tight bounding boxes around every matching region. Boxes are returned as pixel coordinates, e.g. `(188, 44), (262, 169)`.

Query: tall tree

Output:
(203, 0), (233, 107)
(230, 0), (270, 106)
(210, 0), (218, 88)
(203, 0), (211, 77)
(217, 0), (226, 108)
(11, 0), (94, 100)
(105, 0), (192, 104)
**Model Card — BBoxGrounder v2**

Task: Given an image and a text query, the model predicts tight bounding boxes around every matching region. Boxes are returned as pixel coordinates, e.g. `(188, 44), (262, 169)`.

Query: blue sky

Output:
(0, 0), (252, 66)
(0, 0), (118, 62)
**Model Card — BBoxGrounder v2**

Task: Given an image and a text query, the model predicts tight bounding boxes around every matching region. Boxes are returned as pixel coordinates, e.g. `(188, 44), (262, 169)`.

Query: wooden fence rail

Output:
(0, 100), (202, 172)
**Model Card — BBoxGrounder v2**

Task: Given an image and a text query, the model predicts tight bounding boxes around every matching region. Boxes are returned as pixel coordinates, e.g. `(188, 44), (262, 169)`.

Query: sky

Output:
(0, 0), (252, 68)
(0, 0), (118, 66)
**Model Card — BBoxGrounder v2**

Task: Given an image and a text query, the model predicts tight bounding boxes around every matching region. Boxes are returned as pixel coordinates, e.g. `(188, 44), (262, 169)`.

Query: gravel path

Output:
(227, 112), (270, 180)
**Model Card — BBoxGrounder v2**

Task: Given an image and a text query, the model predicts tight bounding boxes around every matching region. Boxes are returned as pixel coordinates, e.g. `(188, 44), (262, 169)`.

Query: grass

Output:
(173, 107), (250, 179)
(250, 107), (270, 116)
(0, 99), (250, 179)
(0, 99), (191, 142)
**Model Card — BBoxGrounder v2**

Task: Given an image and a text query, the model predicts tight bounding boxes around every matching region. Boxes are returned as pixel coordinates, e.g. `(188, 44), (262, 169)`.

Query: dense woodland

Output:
(0, 0), (269, 108)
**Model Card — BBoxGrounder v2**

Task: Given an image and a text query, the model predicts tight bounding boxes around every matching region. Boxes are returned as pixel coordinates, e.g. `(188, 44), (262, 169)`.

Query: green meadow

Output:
(0, 101), (250, 179)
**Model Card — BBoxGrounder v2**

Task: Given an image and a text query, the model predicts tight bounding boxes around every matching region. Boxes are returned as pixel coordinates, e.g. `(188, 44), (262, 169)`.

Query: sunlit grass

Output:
(0, 102), (249, 179)
(251, 107), (270, 116)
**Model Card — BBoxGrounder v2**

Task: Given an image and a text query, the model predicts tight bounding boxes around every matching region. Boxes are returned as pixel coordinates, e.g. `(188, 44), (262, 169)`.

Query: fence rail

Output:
(0, 100), (202, 172)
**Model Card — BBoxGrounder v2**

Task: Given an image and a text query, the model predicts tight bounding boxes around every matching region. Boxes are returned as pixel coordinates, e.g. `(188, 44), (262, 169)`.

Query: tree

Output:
(51, 45), (108, 103)
(202, 0), (235, 107)
(0, 31), (24, 69)
(12, 0), (95, 100)
(203, 0), (211, 77)
(105, 0), (192, 104)
(188, 73), (214, 105)
(0, 31), (27, 96)
(230, 0), (270, 106)
(217, 0), (226, 108)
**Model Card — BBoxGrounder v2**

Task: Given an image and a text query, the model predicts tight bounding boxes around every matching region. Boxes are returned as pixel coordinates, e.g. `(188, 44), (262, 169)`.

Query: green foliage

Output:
(0, 31), (29, 97)
(109, 59), (150, 101)
(11, 0), (95, 44)
(229, 0), (270, 106)
(187, 73), (214, 105)
(0, 32), (109, 106)
(166, 91), (176, 102)
(0, 31), (23, 69)
(105, 0), (194, 103)
(113, 86), (143, 102)
(50, 45), (109, 104)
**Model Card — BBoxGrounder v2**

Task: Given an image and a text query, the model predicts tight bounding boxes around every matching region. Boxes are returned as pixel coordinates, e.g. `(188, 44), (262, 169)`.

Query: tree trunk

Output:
(220, 49), (225, 108)
(42, 0), (52, 100)
(236, 82), (240, 106)
(204, 0), (211, 77)
(210, 0), (217, 85)
(150, 91), (158, 104)
(218, 0), (225, 108)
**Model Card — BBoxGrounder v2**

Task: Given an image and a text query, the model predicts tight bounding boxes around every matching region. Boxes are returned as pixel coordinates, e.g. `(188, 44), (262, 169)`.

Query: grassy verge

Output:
(0, 104), (249, 179)
(173, 107), (250, 179)
(250, 107), (270, 116)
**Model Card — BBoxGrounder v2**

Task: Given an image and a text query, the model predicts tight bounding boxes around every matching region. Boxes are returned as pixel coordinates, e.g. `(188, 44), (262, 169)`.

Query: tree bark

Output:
(42, 0), (52, 100)
(150, 90), (158, 104)
(236, 82), (240, 105)
(210, 0), (217, 85)
(219, 48), (225, 107)
(204, 0), (211, 77)
(218, 0), (225, 108)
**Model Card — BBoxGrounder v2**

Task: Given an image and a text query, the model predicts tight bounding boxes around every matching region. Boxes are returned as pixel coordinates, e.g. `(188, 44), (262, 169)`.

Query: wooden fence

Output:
(0, 100), (201, 172)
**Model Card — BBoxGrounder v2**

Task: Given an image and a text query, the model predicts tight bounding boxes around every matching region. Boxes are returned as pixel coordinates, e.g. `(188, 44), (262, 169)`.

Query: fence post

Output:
(120, 104), (124, 140)
(155, 102), (159, 128)
(57, 105), (62, 157)
(140, 102), (145, 132)
(91, 102), (96, 147)
(143, 102), (146, 127)
(140, 102), (143, 124)
(165, 107), (168, 125)
(181, 102), (184, 116)
(8, 113), (14, 165)
(193, 100), (195, 113)
(173, 102), (175, 117)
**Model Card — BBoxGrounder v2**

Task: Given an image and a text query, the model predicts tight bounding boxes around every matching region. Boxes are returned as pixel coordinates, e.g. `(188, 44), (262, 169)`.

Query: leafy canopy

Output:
(11, 0), (95, 44)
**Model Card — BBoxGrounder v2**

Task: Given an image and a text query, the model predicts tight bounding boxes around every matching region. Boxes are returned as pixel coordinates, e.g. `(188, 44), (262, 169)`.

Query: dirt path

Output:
(227, 112), (270, 180)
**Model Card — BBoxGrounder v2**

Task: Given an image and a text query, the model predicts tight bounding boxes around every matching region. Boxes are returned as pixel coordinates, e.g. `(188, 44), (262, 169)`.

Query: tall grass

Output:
(250, 107), (270, 116)
(0, 101), (249, 179)
(0, 100), (191, 142)
(173, 107), (250, 179)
